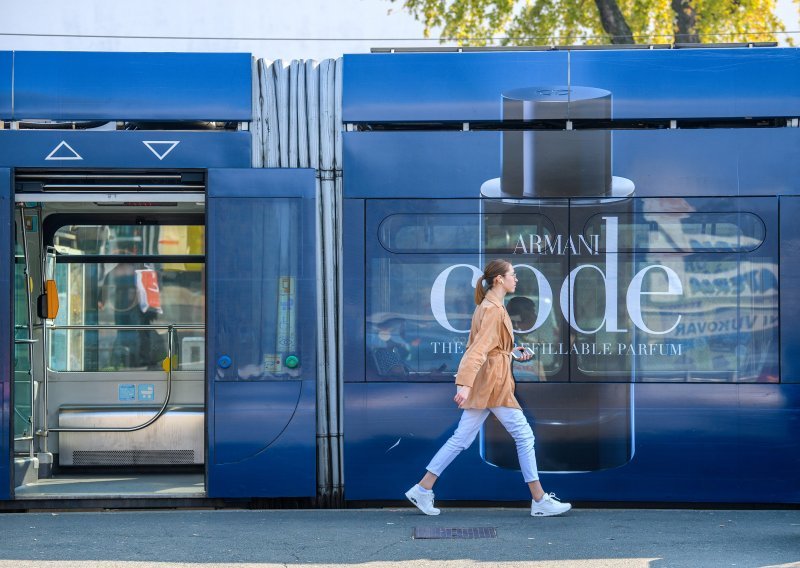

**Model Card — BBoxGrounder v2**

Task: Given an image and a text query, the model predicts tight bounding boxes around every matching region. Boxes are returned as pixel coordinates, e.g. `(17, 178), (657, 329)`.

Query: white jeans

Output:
(426, 407), (540, 483)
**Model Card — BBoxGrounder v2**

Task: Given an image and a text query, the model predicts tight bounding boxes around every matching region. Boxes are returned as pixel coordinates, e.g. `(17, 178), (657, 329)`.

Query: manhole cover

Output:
(412, 527), (497, 539)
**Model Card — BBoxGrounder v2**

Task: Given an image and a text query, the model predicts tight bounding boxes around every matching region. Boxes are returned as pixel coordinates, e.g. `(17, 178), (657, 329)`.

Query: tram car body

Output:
(0, 46), (799, 506)
(341, 47), (800, 504)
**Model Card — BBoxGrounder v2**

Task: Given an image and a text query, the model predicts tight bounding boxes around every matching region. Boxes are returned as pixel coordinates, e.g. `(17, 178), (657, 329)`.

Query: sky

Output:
(0, 0), (798, 61)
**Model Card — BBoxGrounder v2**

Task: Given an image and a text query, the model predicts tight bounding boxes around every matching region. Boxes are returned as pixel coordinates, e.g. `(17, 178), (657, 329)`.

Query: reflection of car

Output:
(367, 299), (564, 382)
(366, 313), (471, 380)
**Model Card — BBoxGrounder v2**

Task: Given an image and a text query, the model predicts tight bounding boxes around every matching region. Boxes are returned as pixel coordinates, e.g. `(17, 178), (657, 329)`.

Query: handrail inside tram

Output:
(40, 323), (204, 434)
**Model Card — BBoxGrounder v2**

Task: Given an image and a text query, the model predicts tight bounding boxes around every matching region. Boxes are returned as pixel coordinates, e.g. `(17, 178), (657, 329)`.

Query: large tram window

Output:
(47, 223), (204, 372)
(368, 198), (778, 384)
(368, 207), (564, 382)
(574, 198), (778, 383)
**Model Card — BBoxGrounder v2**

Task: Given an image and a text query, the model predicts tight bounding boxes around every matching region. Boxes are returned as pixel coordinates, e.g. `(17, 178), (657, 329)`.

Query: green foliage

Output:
(392, 0), (793, 45)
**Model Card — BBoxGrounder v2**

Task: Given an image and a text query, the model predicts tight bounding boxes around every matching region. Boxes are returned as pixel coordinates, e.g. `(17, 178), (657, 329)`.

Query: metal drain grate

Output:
(412, 527), (497, 539)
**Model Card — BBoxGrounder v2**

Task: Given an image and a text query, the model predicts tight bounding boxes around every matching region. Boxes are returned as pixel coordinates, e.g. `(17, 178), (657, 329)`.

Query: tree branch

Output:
(672, 0), (700, 43)
(594, 0), (635, 44)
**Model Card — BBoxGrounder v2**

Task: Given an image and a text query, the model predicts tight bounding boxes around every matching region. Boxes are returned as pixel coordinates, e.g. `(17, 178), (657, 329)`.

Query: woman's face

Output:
(496, 267), (518, 294)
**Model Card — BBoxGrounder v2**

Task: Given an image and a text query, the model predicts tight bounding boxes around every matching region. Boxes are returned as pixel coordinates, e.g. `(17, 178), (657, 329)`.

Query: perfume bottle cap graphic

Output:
(481, 86), (634, 198)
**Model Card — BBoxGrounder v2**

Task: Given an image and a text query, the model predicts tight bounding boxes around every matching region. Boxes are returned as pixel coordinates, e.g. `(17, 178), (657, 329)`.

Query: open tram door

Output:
(7, 169), (209, 503)
(206, 169), (317, 498)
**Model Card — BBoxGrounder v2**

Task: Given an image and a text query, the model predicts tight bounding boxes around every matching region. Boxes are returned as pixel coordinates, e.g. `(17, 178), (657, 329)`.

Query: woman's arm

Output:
(455, 306), (500, 388)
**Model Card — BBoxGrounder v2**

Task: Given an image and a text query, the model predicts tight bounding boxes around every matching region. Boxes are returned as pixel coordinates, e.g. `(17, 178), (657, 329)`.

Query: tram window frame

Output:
(42, 213), (206, 373)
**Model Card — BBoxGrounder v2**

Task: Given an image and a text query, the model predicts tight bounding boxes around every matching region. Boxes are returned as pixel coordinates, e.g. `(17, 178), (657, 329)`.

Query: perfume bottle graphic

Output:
(479, 86), (636, 473)
(480, 86), (634, 199)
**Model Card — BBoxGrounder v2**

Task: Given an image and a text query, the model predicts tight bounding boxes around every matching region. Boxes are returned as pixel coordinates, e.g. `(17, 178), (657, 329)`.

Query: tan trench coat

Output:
(454, 289), (521, 409)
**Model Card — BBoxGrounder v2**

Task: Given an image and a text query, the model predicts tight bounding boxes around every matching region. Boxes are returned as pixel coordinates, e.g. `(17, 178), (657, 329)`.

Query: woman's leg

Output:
(491, 407), (544, 500)
(418, 471), (437, 491)
(406, 408), (490, 515)
(418, 408), (490, 488)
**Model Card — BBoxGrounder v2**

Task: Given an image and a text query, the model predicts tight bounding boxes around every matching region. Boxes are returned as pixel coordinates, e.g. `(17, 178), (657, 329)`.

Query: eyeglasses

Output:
(504, 273), (518, 280)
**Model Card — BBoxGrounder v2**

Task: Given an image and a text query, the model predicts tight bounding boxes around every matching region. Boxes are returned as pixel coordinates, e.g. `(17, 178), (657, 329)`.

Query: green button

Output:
(285, 355), (299, 369)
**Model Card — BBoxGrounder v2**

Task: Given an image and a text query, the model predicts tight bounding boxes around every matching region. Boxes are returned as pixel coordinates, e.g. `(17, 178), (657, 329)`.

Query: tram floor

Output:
(14, 473), (205, 499)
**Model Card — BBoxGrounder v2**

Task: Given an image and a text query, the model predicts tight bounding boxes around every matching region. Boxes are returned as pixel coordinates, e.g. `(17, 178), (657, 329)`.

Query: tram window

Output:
(47, 223), (204, 372)
(48, 262), (204, 372)
(573, 198), (778, 383)
(367, 209), (565, 382)
(367, 199), (778, 384)
(571, 254), (779, 382)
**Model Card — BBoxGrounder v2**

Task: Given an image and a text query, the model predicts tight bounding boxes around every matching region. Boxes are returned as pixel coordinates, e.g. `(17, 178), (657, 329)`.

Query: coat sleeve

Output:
(455, 305), (500, 388)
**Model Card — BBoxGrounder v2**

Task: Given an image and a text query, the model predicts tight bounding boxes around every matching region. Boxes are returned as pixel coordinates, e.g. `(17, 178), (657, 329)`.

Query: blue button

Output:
(217, 355), (232, 369)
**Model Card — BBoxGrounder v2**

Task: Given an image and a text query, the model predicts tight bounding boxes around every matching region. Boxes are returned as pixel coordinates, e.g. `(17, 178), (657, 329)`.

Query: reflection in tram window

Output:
(574, 199), (778, 383)
(368, 198), (778, 384)
(368, 257), (475, 380)
(368, 210), (565, 382)
(378, 213), (556, 254)
(53, 223), (205, 256)
(48, 224), (205, 372)
(506, 296), (551, 382)
(583, 210), (766, 253)
(483, 207), (566, 382)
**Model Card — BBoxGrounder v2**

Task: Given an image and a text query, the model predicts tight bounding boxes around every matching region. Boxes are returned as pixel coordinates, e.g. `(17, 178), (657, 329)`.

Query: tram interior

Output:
(13, 171), (207, 499)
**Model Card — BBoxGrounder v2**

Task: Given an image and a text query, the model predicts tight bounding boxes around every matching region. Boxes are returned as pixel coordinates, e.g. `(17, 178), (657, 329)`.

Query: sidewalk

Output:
(0, 507), (798, 567)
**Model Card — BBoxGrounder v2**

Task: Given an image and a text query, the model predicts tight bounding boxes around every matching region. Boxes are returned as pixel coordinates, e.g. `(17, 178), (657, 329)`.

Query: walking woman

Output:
(405, 259), (571, 517)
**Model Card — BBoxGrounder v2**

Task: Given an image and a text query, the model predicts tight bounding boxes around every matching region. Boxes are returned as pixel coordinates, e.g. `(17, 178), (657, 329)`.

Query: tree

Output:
(391, 0), (793, 46)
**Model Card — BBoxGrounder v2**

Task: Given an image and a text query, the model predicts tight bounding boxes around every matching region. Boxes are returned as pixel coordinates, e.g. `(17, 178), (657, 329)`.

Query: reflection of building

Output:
(629, 203), (777, 382)
(48, 223), (205, 372)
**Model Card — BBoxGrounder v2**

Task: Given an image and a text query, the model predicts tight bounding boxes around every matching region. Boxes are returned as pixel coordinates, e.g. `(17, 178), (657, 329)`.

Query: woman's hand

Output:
(514, 346), (533, 361)
(454, 385), (471, 407)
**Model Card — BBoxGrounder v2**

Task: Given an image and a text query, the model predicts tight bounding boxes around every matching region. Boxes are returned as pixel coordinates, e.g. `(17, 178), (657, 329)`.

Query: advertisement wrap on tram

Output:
(342, 48), (798, 503)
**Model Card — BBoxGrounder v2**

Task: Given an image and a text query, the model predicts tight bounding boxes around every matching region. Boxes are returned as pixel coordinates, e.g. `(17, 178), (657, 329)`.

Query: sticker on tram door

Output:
(264, 354), (281, 373)
(135, 269), (163, 314)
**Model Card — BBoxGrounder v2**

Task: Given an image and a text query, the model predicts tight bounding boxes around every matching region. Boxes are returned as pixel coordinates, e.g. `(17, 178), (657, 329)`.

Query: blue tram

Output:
(0, 46), (798, 508)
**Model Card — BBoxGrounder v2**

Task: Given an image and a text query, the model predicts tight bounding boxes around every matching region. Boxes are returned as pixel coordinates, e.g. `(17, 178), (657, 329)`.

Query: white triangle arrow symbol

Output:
(143, 141), (180, 161)
(45, 141), (83, 161)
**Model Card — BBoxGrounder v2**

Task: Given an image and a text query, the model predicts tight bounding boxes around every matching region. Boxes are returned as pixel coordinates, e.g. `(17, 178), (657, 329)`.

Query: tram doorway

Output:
(11, 170), (207, 500)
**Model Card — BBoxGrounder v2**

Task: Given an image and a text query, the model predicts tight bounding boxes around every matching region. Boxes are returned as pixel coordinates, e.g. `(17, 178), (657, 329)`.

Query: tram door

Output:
(206, 169), (317, 498)
(0, 168), (10, 500)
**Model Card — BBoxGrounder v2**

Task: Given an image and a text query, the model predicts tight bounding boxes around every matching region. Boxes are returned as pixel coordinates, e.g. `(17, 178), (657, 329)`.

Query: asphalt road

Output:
(0, 507), (798, 567)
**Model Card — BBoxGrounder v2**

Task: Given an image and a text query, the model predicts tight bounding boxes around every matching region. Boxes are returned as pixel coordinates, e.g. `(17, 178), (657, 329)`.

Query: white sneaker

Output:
(405, 484), (441, 516)
(531, 493), (571, 517)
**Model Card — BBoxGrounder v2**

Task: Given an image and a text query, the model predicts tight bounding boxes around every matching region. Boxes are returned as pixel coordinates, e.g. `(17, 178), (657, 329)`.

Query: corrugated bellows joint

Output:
(412, 527), (497, 539)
